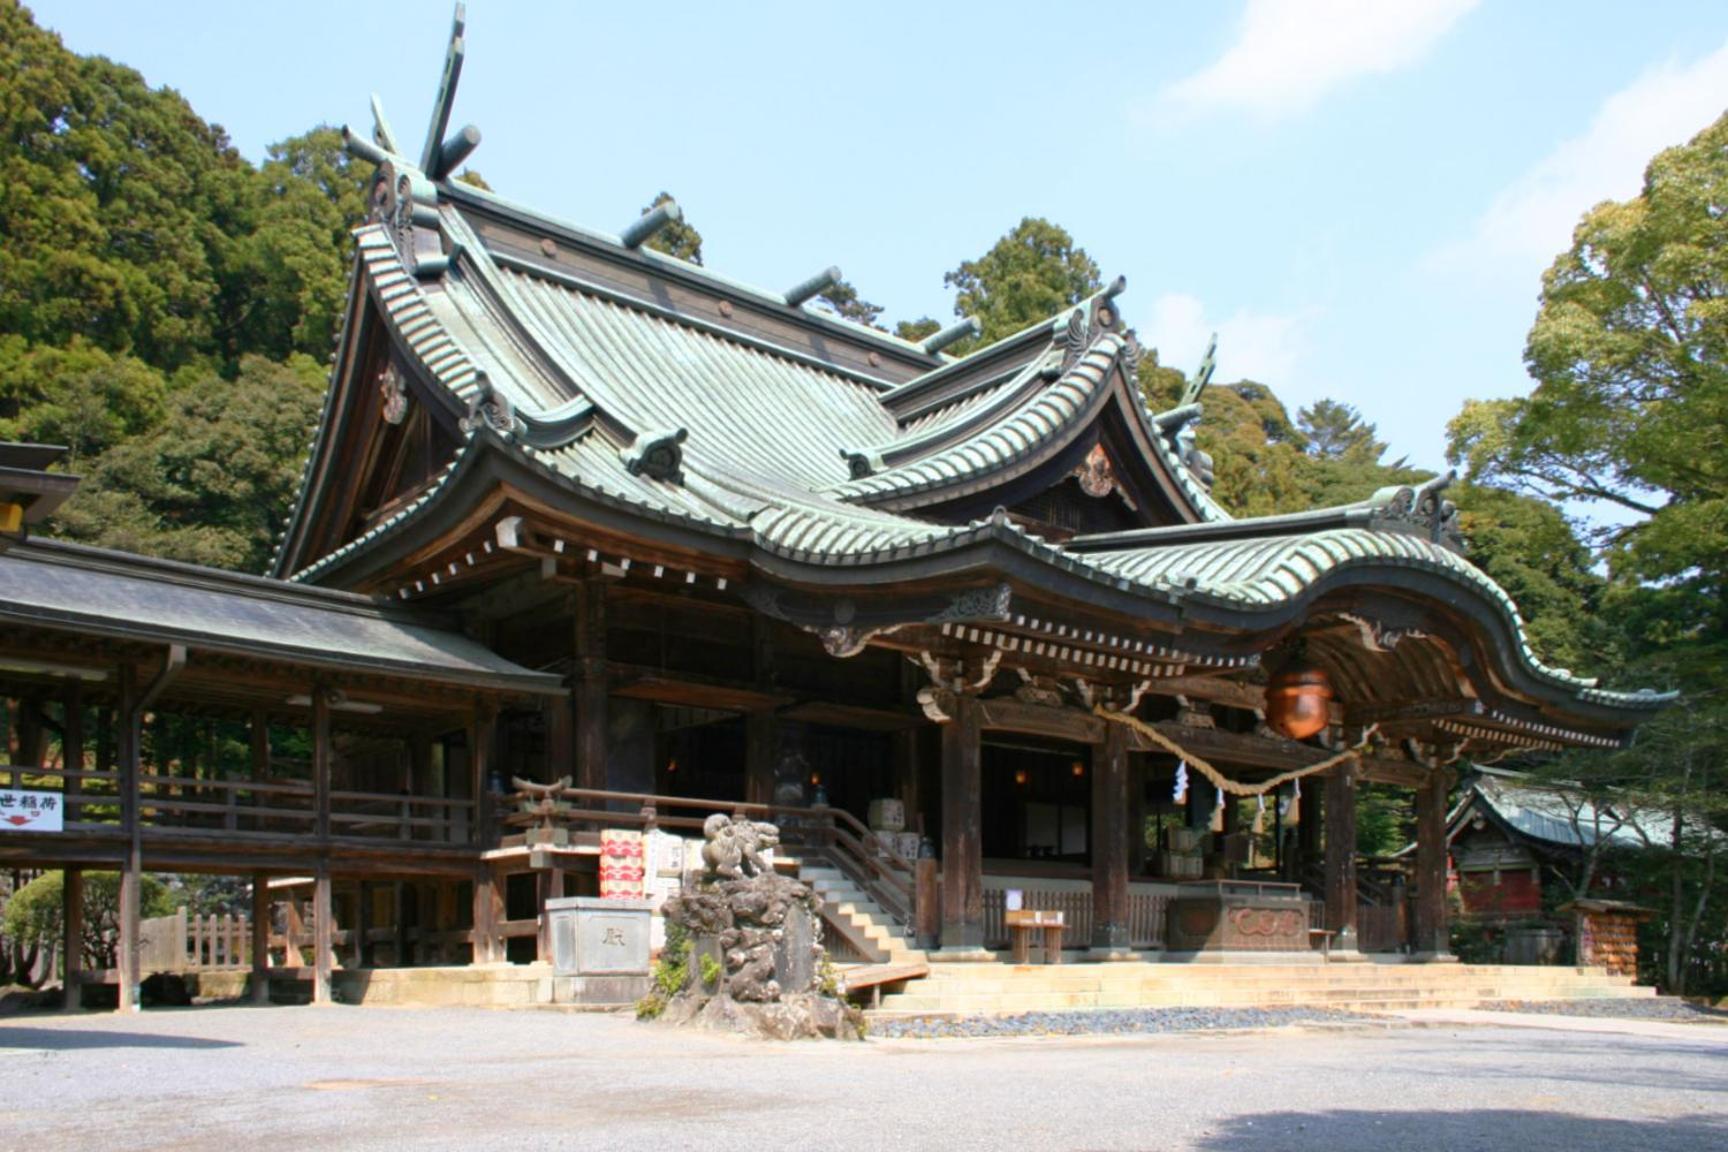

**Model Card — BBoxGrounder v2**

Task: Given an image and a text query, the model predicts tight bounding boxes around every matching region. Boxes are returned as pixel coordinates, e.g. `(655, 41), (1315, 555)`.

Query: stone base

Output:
(1086, 948), (1146, 963)
(656, 991), (864, 1040)
(929, 948), (1000, 964)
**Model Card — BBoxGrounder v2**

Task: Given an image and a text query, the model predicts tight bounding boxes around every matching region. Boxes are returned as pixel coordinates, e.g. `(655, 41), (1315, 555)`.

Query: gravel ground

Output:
(871, 1006), (1368, 1039)
(1477, 997), (1728, 1022)
(1, 1003), (1724, 1151)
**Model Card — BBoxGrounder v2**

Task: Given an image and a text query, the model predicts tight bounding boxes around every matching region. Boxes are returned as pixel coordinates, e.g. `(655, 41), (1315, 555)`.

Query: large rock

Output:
(651, 869), (863, 1040)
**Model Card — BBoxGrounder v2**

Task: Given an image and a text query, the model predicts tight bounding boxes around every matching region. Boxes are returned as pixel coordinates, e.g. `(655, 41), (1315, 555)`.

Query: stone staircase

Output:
(871, 960), (1654, 1017)
(795, 859), (924, 967)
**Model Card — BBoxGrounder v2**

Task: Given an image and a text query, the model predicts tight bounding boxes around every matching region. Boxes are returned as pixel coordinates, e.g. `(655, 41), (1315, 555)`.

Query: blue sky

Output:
(28, 0), (1728, 473)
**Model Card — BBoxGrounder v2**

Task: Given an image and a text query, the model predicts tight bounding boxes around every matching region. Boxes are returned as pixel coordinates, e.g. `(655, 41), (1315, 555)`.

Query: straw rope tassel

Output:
(1253, 793), (1266, 837)
(1209, 786), (1225, 833)
(1288, 778), (1301, 824)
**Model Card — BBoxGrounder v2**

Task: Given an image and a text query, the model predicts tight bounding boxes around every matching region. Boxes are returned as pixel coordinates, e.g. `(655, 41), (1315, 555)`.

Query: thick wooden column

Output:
(574, 583), (608, 793)
(312, 866), (333, 1004)
(251, 874), (271, 1004)
(311, 689), (331, 842)
(1414, 771), (1452, 958)
(61, 867), (83, 1010)
(470, 863), (503, 964)
(116, 667), (142, 1013)
(744, 711), (777, 807)
(470, 704), (497, 846)
(1090, 722), (1132, 954)
(62, 682), (83, 826)
(745, 619), (777, 806)
(352, 882), (371, 969)
(1323, 765), (1359, 952)
(939, 694), (983, 951)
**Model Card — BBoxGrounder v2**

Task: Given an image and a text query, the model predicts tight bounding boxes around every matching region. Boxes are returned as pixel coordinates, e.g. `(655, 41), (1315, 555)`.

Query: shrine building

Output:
(0, 10), (1671, 1011)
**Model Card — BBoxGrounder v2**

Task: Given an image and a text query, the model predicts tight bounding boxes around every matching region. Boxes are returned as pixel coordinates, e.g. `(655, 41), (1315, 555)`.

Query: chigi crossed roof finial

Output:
(344, 3), (481, 183)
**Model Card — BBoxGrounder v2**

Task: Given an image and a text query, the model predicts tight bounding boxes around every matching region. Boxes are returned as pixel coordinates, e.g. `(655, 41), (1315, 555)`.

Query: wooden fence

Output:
(138, 910), (251, 973)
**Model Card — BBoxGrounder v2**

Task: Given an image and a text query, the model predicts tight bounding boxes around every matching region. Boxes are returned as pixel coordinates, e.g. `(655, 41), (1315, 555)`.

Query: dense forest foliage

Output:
(1, 2), (1723, 991)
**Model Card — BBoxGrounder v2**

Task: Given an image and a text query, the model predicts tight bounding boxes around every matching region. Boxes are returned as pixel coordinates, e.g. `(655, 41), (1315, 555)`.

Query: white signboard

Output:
(0, 789), (63, 832)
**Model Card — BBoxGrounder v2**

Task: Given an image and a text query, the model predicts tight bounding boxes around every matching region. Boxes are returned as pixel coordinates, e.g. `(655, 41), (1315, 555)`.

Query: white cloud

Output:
(1164, 0), (1479, 119)
(1428, 40), (1728, 283)
(1143, 292), (1313, 389)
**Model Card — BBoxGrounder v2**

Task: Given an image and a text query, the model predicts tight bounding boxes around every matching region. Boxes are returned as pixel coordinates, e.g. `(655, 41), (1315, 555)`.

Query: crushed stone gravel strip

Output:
(869, 1006), (1371, 1039)
(1475, 998), (1728, 1022)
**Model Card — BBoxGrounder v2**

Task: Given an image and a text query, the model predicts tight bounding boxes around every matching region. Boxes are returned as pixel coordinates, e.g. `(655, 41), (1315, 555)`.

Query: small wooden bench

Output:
(1006, 909), (1066, 964)
(1308, 928), (1336, 959)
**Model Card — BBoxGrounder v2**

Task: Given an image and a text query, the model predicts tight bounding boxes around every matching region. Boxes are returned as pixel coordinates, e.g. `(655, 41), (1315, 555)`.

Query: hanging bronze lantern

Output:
(1266, 656), (1333, 741)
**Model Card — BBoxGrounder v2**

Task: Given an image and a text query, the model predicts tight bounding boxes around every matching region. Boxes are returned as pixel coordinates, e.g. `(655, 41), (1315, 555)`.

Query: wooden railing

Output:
(2, 764), (477, 847)
(502, 784), (920, 931)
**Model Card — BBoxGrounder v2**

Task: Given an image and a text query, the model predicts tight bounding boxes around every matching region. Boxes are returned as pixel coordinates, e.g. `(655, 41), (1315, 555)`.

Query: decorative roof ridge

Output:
(841, 345), (1061, 480)
(878, 278), (1133, 415)
(829, 333), (1128, 505)
(441, 183), (933, 379)
(1067, 472), (1464, 553)
(877, 315), (1066, 408)
(477, 226), (906, 396)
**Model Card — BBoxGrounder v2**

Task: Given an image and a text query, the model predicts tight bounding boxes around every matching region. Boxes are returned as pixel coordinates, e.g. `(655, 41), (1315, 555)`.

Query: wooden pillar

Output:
(1323, 765), (1359, 952)
(251, 873), (271, 1004)
(116, 665), (142, 1013)
(61, 867), (83, 1010)
(547, 691), (575, 784)
(62, 681), (83, 819)
(1297, 780), (1323, 881)
(744, 711), (777, 807)
(352, 882), (371, 969)
(939, 694), (983, 951)
(574, 582), (608, 793)
(311, 689), (331, 842)
(536, 867), (564, 963)
(1126, 754), (1148, 877)
(1090, 722), (1132, 954)
(470, 863), (502, 964)
(1414, 771), (1452, 958)
(471, 704), (497, 846)
(745, 617), (776, 807)
(312, 865), (333, 1004)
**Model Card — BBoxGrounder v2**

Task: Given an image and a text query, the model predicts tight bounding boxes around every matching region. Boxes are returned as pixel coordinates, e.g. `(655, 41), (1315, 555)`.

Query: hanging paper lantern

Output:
(1266, 657), (1334, 740)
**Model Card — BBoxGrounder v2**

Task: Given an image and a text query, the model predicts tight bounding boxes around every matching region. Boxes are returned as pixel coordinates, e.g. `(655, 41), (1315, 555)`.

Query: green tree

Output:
(1447, 112), (1728, 995)
(0, 336), (168, 464)
(817, 277), (884, 329)
(895, 316), (941, 343)
(1448, 112), (1728, 610)
(53, 355), (326, 571)
(3, 870), (173, 976)
(0, 2), (255, 370)
(1297, 399), (1379, 460)
(943, 217), (1102, 346)
(639, 191), (703, 265)
(226, 126), (372, 366)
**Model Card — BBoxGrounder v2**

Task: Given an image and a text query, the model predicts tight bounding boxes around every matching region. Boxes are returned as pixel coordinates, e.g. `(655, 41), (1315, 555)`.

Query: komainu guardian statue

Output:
(643, 815), (862, 1040)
